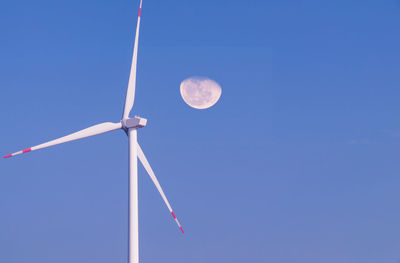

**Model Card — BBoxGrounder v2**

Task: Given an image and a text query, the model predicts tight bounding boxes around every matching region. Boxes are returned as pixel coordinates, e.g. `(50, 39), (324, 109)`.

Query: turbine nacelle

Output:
(122, 116), (147, 131)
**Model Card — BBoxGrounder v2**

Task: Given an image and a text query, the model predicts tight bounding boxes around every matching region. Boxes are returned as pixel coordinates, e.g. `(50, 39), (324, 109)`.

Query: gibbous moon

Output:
(180, 77), (222, 109)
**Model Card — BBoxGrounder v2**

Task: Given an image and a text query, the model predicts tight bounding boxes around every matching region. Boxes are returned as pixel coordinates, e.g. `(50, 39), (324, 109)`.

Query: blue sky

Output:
(1, 0), (400, 262)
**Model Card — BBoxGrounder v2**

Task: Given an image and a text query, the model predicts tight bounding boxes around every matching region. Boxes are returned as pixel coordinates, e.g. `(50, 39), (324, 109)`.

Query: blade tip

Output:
(180, 226), (184, 234)
(3, 154), (12, 159)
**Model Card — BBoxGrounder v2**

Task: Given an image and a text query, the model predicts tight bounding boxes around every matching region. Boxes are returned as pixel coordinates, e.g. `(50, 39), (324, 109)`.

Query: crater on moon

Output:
(180, 77), (222, 109)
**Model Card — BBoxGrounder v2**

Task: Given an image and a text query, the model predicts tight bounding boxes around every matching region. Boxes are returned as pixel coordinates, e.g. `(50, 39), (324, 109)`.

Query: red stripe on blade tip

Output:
(180, 226), (184, 234)
(171, 211), (176, 219)
(4, 154), (12, 159)
(22, 148), (31, 153)
(138, 8), (141, 17)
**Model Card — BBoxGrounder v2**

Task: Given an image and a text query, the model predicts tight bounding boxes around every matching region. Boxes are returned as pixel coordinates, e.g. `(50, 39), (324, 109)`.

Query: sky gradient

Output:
(1, 0), (400, 262)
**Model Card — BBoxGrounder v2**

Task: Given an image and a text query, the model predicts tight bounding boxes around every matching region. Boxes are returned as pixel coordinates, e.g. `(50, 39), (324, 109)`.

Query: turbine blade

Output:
(4, 122), (122, 158)
(137, 143), (184, 234)
(122, 0), (143, 119)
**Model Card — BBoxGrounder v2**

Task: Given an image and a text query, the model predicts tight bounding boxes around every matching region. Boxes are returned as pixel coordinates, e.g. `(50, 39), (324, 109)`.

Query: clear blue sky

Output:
(1, 0), (400, 262)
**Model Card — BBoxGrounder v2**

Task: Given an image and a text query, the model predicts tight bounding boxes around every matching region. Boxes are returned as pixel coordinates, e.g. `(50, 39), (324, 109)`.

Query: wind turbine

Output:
(3, 1), (184, 263)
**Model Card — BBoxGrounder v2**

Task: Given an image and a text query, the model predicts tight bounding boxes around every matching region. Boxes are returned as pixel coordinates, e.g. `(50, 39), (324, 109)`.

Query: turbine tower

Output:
(4, 1), (183, 263)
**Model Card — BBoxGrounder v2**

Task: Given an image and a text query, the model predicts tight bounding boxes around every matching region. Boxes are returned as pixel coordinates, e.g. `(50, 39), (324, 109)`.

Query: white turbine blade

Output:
(137, 143), (184, 233)
(4, 122), (122, 158)
(122, 0), (143, 119)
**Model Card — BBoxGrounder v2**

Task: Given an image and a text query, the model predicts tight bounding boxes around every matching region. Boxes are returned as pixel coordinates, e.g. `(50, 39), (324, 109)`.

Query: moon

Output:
(180, 77), (222, 109)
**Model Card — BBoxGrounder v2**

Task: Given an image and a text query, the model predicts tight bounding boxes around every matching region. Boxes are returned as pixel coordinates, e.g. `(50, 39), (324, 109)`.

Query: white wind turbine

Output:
(4, 1), (184, 263)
